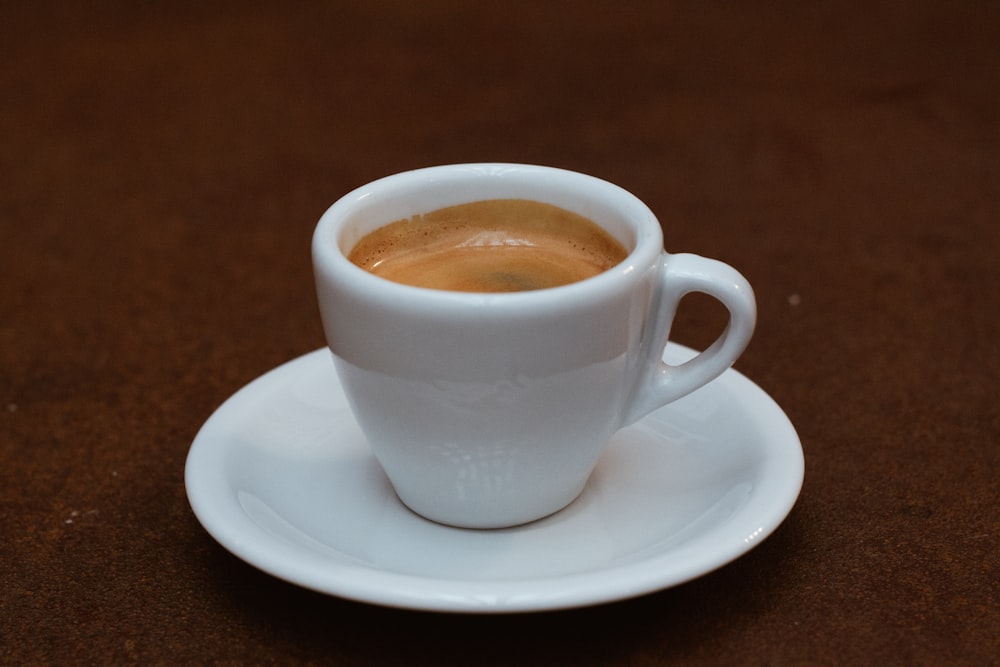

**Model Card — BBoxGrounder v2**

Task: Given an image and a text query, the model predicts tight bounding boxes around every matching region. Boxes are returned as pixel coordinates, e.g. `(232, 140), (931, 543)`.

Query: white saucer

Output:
(185, 345), (803, 613)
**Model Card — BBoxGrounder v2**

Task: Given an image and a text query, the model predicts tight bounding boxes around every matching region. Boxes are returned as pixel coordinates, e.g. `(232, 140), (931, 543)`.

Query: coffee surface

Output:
(347, 199), (628, 292)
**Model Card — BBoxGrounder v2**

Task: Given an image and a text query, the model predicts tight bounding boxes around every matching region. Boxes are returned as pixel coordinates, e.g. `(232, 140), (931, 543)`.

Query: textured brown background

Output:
(2, 1), (998, 664)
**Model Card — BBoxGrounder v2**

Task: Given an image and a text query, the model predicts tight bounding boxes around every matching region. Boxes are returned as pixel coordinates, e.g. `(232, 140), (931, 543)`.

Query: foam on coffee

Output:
(347, 199), (628, 292)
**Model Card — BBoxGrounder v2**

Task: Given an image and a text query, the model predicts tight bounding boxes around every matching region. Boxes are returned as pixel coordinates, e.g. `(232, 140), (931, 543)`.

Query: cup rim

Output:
(312, 163), (664, 311)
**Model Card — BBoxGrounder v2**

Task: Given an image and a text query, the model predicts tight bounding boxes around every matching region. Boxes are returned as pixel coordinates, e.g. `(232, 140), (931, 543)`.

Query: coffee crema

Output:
(347, 199), (628, 293)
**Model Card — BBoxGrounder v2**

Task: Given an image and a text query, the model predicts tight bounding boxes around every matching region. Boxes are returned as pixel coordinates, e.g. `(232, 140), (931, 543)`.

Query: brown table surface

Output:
(3, 1), (998, 664)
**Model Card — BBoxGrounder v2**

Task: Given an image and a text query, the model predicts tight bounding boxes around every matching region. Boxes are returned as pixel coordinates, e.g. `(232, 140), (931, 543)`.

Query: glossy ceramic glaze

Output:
(312, 164), (756, 528)
(184, 347), (803, 612)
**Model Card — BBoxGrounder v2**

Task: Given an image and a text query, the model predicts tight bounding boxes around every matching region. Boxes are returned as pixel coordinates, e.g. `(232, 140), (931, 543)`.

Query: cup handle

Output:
(622, 253), (757, 425)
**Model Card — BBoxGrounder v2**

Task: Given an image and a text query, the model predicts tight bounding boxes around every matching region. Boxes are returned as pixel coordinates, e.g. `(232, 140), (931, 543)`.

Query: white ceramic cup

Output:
(313, 164), (756, 529)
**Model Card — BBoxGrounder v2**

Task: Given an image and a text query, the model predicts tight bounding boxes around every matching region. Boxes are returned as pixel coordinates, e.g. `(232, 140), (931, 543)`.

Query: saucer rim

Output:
(185, 346), (803, 613)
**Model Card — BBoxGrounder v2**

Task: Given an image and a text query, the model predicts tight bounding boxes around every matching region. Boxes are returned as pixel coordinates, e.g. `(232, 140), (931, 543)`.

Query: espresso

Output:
(347, 199), (628, 293)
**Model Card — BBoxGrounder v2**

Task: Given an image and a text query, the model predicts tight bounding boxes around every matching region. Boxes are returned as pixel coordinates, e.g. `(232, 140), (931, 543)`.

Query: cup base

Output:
(392, 483), (588, 530)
